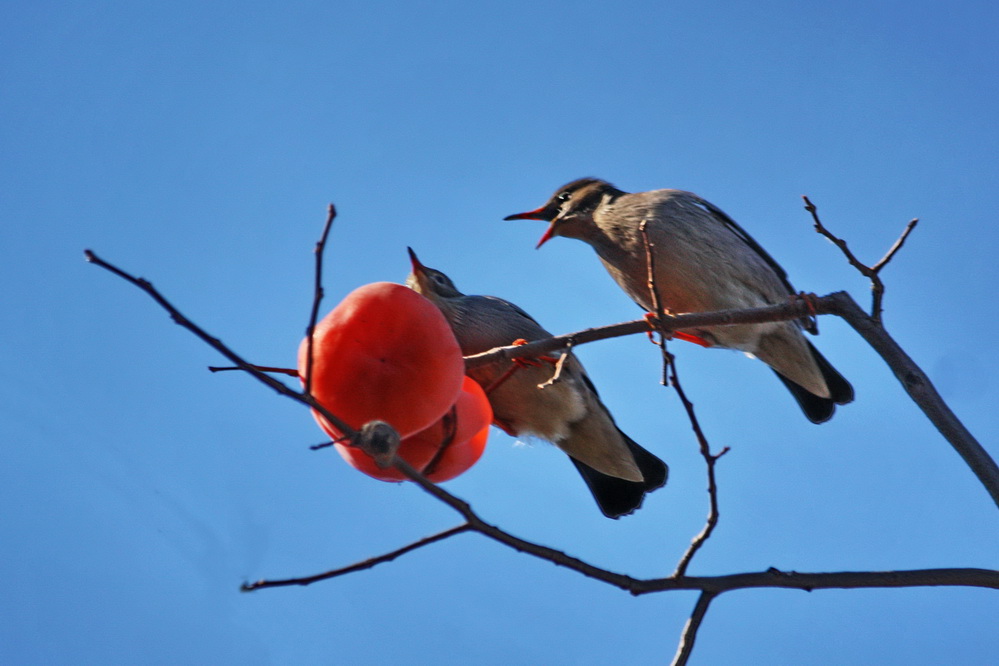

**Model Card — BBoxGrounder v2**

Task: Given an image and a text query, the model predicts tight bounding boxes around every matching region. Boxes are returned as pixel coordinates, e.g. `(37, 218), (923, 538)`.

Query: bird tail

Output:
(570, 431), (668, 519)
(774, 340), (854, 424)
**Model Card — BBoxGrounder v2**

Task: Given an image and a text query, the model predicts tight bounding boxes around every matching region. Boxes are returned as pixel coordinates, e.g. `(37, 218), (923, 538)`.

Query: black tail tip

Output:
(570, 455), (668, 518)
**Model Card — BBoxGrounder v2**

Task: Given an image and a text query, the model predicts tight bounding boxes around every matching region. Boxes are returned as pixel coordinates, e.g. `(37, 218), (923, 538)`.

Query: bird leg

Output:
(481, 339), (558, 395)
(482, 364), (521, 395)
(509, 338), (560, 368)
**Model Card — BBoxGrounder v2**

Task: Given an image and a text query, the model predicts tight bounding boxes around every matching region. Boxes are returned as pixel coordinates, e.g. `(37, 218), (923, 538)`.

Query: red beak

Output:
(505, 204), (561, 249)
(503, 206), (553, 221)
(407, 247), (426, 274)
(535, 224), (556, 249)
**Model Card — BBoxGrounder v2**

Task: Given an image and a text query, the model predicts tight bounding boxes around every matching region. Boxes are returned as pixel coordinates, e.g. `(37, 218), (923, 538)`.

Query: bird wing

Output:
(453, 295), (553, 351)
(479, 295), (543, 328)
(691, 196), (817, 334)
(691, 197), (794, 295)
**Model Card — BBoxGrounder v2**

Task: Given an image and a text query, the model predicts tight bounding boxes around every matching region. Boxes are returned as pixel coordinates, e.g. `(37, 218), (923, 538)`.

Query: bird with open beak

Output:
(505, 178), (854, 423)
(406, 247), (667, 518)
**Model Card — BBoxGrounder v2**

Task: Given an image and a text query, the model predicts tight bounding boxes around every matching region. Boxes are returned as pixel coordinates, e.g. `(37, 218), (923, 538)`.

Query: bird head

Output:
(504, 178), (621, 248)
(406, 248), (464, 300)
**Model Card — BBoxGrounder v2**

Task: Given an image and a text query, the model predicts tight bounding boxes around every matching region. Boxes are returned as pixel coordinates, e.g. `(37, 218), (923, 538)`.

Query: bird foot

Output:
(643, 313), (712, 348)
(793, 292), (820, 333)
(482, 339), (557, 395)
(510, 338), (559, 367)
(795, 292), (820, 316)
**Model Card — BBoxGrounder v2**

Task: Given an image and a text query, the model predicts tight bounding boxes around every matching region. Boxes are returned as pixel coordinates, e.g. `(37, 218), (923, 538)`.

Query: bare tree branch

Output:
(464, 298), (831, 370)
(86, 241), (999, 666)
(240, 444), (999, 596)
(304, 203), (337, 396)
(86, 239), (997, 558)
(634, 567), (999, 595)
(86, 194), (997, 666)
(803, 195), (917, 322)
(241, 524), (472, 590)
(638, 219), (729, 577)
(639, 219), (673, 386)
(465, 304), (999, 510)
(671, 591), (717, 666)
(670, 356), (730, 578)
(387, 457), (643, 589)
(86, 246), (999, 518)
(83, 249), (358, 440)
(824, 291), (999, 508)
(208, 364), (299, 377)
(872, 218), (919, 273)
(537, 343), (572, 389)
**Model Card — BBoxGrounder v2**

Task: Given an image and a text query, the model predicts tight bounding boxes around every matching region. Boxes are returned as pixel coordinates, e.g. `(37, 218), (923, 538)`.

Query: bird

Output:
(406, 247), (667, 518)
(505, 178), (854, 424)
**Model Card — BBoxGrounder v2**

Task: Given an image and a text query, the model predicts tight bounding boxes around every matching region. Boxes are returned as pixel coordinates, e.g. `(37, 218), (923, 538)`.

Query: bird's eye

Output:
(557, 190), (571, 202)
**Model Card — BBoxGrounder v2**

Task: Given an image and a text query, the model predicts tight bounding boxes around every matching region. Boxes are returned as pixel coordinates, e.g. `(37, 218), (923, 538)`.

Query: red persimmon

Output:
(298, 282), (464, 440)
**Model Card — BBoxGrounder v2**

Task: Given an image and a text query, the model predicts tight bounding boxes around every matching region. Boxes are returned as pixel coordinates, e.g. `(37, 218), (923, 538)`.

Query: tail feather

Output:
(811, 340), (854, 404)
(775, 340), (854, 424)
(570, 431), (668, 519)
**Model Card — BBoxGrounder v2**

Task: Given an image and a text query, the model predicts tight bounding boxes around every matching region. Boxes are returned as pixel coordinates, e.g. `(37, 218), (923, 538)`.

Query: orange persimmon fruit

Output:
(298, 282), (465, 440)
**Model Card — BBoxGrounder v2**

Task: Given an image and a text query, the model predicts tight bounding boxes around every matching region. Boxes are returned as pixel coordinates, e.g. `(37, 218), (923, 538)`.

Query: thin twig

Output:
(803, 196), (917, 323)
(86, 248), (999, 598)
(671, 591), (718, 666)
(310, 434), (354, 451)
(464, 298), (832, 371)
(811, 196), (991, 505)
(87, 247), (999, 514)
(538, 344), (572, 389)
(641, 218), (727, 578)
(388, 457), (643, 589)
(872, 218), (919, 273)
(84, 249), (357, 439)
(803, 196), (873, 279)
(241, 524), (473, 590)
(304, 204), (337, 395)
(353, 461), (999, 594)
(669, 357), (730, 578)
(799, 207), (997, 506)
(640, 219), (673, 386)
(208, 364), (299, 377)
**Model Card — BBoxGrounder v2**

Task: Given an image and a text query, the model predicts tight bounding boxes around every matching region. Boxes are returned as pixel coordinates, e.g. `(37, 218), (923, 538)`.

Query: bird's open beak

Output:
(406, 247), (433, 293)
(535, 224), (557, 249)
(407, 246), (426, 275)
(504, 205), (560, 250)
(503, 205), (553, 221)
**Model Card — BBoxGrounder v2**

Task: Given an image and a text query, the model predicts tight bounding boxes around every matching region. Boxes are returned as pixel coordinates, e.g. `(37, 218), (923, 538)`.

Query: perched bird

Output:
(406, 248), (667, 518)
(505, 178), (854, 423)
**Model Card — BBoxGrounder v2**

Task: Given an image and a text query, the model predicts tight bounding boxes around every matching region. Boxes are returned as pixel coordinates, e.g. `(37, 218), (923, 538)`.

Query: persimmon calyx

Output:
(354, 420), (401, 469)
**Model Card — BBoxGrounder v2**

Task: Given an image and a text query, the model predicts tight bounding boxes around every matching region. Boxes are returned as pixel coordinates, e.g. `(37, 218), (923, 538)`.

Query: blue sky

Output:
(3, 1), (998, 663)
